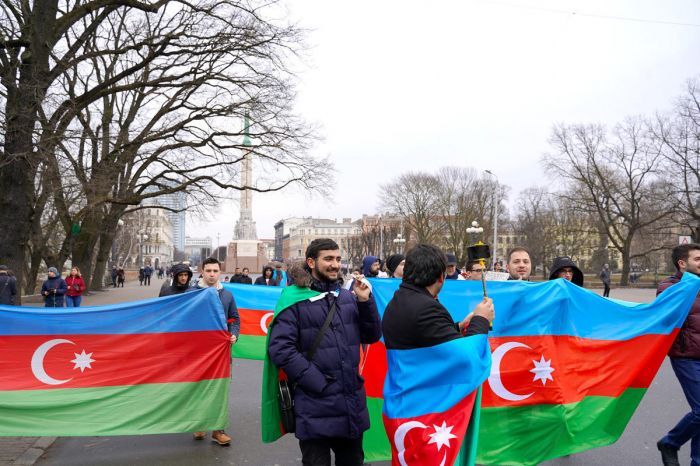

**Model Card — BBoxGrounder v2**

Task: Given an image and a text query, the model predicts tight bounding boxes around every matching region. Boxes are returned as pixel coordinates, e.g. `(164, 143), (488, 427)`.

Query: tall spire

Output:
(243, 111), (251, 147)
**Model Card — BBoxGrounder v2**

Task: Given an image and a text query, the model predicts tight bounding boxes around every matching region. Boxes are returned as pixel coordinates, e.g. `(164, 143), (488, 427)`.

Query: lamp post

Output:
(466, 220), (484, 245)
(484, 170), (499, 267)
(216, 233), (220, 261)
(393, 233), (406, 253)
(378, 215), (383, 259)
(138, 230), (149, 267)
(111, 219), (125, 267)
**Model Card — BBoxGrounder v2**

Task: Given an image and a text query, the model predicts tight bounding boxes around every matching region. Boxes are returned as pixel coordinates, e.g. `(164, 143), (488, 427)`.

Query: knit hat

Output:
(0, 265), (7, 271)
(385, 254), (405, 276)
(48, 267), (59, 276)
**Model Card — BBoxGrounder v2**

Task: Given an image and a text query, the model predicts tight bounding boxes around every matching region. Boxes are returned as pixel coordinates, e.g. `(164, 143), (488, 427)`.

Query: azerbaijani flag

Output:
(382, 333), (490, 466)
(0, 288), (230, 436)
(362, 273), (700, 465)
(223, 283), (280, 360)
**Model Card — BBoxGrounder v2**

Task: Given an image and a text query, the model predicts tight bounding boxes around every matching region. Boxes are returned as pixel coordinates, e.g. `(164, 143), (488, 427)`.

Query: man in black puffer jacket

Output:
(0, 265), (17, 305)
(268, 238), (381, 466)
(158, 263), (193, 297)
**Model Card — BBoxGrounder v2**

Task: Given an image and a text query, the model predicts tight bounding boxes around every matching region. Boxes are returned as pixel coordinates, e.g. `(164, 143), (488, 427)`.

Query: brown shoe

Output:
(211, 430), (231, 446)
(193, 431), (206, 440)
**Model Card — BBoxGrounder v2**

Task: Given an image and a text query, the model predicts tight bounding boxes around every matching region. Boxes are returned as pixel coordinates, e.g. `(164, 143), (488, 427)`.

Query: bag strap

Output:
(307, 295), (338, 362)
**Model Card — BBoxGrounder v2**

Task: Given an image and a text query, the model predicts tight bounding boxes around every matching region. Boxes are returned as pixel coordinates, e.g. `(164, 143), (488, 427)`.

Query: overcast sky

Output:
(189, 0), (700, 245)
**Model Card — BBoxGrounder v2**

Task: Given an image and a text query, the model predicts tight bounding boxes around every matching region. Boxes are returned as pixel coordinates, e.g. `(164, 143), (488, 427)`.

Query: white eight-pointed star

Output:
(427, 421), (458, 451)
(70, 350), (95, 373)
(530, 355), (555, 386)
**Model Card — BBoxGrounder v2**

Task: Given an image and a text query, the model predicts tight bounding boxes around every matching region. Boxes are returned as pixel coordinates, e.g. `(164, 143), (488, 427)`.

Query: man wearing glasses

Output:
(462, 261), (485, 281)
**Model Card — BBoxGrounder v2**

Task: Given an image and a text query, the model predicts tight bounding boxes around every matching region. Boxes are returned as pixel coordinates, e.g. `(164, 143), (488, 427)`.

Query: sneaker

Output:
(193, 431), (206, 440)
(657, 440), (680, 466)
(211, 430), (231, 446)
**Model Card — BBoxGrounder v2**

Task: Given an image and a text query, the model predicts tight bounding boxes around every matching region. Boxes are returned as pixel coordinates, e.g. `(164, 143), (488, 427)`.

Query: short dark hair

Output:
(201, 257), (221, 268)
(306, 238), (339, 260)
(507, 247), (531, 263)
(403, 244), (447, 287)
(466, 260), (482, 272)
(672, 243), (700, 271)
(242, 267), (249, 272)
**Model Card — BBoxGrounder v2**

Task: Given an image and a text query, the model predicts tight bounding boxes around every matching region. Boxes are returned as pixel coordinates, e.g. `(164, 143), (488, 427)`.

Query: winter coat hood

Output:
(548, 256), (584, 286)
(362, 256), (379, 277)
(170, 263), (193, 291)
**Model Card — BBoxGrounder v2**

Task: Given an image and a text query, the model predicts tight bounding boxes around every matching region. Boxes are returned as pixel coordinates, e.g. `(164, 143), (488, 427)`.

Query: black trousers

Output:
(603, 283), (610, 297)
(299, 437), (364, 466)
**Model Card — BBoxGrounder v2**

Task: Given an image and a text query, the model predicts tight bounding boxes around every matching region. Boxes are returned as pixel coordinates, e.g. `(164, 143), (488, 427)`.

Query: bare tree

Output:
(652, 77), (700, 241)
(381, 172), (443, 244)
(544, 119), (672, 285)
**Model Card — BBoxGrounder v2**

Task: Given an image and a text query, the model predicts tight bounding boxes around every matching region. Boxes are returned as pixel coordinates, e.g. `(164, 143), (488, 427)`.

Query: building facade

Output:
(285, 218), (362, 261)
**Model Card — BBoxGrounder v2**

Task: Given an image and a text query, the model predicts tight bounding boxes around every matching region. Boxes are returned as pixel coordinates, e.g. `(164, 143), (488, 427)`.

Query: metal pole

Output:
(379, 215), (383, 259)
(485, 171), (498, 267)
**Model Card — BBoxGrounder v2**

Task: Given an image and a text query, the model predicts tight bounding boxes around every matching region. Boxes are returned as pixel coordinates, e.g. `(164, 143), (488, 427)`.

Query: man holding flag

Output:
(382, 244), (493, 466)
(267, 238), (382, 465)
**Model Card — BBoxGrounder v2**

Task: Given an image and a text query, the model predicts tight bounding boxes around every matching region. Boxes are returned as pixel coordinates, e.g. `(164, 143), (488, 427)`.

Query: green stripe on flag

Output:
(362, 388), (648, 465)
(363, 397), (391, 462)
(232, 335), (266, 360)
(476, 388), (647, 466)
(0, 378), (230, 436)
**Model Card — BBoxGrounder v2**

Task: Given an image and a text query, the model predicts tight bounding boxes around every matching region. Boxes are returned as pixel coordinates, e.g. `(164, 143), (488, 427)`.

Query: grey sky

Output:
(190, 0), (700, 245)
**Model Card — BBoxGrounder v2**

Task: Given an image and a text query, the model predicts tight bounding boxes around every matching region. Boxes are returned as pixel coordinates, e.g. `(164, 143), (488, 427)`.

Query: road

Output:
(33, 282), (689, 465)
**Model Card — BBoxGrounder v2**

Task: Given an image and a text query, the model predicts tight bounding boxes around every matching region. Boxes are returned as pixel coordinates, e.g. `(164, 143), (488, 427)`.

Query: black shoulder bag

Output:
(278, 297), (338, 434)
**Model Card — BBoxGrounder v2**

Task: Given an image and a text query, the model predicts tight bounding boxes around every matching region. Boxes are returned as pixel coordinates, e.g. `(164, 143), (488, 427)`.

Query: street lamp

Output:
(466, 220), (484, 244)
(216, 233), (220, 261)
(393, 233), (406, 253)
(138, 230), (149, 267)
(111, 219), (125, 267)
(484, 170), (499, 266)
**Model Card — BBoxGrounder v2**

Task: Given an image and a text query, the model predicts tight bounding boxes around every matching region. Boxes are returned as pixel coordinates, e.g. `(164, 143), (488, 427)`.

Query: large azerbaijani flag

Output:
(0, 288), (231, 436)
(361, 273), (700, 465)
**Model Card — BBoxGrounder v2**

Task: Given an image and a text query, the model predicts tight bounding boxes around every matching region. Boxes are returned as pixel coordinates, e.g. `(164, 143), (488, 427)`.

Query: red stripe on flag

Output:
(363, 341), (387, 398)
(239, 308), (274, 337)
(482, 331), (677, 408)
(0, 331), (230, 390)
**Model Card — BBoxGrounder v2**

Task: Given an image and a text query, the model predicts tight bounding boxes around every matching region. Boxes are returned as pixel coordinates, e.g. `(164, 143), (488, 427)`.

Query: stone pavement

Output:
(1, 278), (167, 466)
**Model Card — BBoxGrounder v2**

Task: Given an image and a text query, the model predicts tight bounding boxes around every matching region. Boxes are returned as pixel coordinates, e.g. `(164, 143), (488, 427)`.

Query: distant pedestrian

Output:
(230, 267), (243, 283)
(65, 267), (86, 307)
(144, 265), (153, 286)
(239, 267), (253, 285)
(117, 267), (125, 287)
(548, 256), (584, 287)
(110, 265), (118, 287)
(41, 267), (68, 307)
(0, 265), (17, 305)
(254, 266), (278, 286)
(363, 256), (386, 278)
(138, 267), (145, 286)
(600, 264), (611, 297)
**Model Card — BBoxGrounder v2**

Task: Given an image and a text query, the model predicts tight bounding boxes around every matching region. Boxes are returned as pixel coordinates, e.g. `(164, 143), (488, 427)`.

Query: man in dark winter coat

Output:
(548, 256), (584, 287)
(382, 244), (493, 349)
(158, 263), (193, 297)
(600, 264), (611, 297)
(268, 238), (382, 466)
(239, 267), (253, 285)
(445, 253), (464, 280)
(143, 265), (153, 286)
(0, 265), (17, 305)
(230, 267), (243, 284)
(657, 243), (700, 466)
(41, 267), (68, 307)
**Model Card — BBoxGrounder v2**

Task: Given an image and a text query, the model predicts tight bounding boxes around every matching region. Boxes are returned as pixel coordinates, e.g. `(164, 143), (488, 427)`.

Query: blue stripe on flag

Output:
(0, 288), (225, 336)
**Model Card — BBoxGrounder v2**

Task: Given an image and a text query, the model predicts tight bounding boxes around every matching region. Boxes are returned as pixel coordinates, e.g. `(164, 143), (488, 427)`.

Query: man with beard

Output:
(158, 263), (193, 297)
(268, 238), (382, 465)
(506, 247), (532, 281)
(656, 243), (700, 466)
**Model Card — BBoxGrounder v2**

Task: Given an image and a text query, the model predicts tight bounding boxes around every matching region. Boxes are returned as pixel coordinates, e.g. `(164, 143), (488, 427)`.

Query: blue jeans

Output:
(664, 357), (700, 466)
(66, 295), (82, 307)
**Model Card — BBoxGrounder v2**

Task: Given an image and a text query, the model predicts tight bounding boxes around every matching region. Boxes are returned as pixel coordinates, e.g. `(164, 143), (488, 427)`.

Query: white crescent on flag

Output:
(31, 339), (75, 385)
(260, 312), (274, 334)
(488, 341), (535, 401)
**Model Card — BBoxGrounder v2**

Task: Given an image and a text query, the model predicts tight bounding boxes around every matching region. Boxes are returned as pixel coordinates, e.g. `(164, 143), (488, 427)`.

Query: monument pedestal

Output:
(224, 240), (267, 273)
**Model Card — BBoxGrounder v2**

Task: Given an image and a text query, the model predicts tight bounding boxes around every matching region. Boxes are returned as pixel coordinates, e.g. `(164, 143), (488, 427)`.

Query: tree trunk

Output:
(90, 232), (114, 291)
(619, 243), (631, 286)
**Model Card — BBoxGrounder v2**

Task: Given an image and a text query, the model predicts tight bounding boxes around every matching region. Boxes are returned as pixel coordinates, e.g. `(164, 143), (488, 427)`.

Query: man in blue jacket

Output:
(41, 267), (68, 307)
(192, 257), (240, 446)
(268, 238), (382, 466)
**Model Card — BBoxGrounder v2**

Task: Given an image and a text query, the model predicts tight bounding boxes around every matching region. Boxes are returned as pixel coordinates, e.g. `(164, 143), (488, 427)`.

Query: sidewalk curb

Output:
(11, 437), (56, 465)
